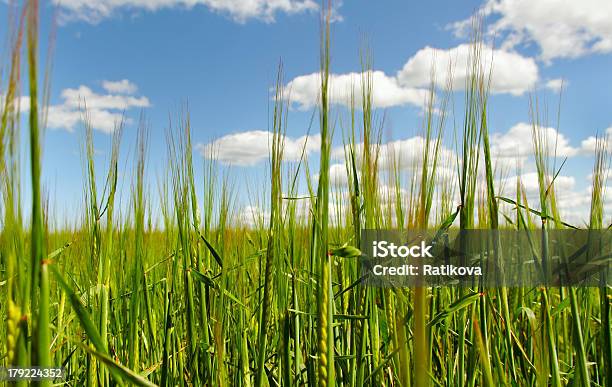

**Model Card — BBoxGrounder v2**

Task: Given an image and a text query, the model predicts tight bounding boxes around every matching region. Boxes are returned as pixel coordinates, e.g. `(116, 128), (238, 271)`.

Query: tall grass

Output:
(255, 63), (288, 387)
(1, 2), (610, 386)
(314, 4), (334, 386)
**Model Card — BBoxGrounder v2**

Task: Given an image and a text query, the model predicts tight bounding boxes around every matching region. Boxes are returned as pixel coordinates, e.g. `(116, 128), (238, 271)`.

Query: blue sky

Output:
(1, 0), (611, 225)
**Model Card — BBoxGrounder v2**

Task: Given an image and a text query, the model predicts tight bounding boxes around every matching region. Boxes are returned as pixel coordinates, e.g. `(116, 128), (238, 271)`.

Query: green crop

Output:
(1, 2), (610, 386)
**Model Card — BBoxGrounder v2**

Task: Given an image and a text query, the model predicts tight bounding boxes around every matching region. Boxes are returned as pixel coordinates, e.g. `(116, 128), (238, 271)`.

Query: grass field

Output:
(1, 1), (611, 386)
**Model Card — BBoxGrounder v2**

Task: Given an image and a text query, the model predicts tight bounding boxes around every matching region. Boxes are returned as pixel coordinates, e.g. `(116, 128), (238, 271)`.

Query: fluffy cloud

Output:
(493, 122), (612, 161)
(311, 163), (350, 188)
(324, 126), (609, 225)
(238, 205), (270, 228)
(331, 135), (456, 171)
(9, 81), (149, 133)
(580, 127), (612, 154)
(496, 171), (605, 226)
(545, 78), (565, 93)
(237, 197), (346, 228)
(53, 0), (319, 24)
(286, 71), (429, 110)
(452, 0), (612, 62)
(102, 79), (138, 94)
(197, 130), (321, 166)
(587, 168), (612, 184)
(329, 163), (349, 187)
(287, 43), (539, 110)
(505, 172), (575, 194)
(0, 95), (31, 111)
(491, 122), (580, 159)
(396, 44), (538, 96)
(49, 83), (149, 133)
(59, 85), (150, 111)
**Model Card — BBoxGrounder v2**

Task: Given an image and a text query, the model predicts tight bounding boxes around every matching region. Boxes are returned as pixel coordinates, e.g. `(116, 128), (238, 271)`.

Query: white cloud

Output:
(47, 105), (128, 134)
(452, 0), (612, 62)
(53, 0), (319, 24)
(580, 127), (612, 154)
(13, 80), (150, 133)
(540, 188), (592, 225)
(545, 78), (565, 92)
(329, 163), (349, 187)
(377, 184), (408, 204)
(288, 43), (539, 110)
(332, 135), (456, 171)
(325, 128), (609, 226)
(238, 195), (352, 228)
(587, 168), (612, 183)
(197, 130), (321, 166)
(396, 44), (538, 96)
(505, 172), (575, 194)
(312, 163), (352, 188)
(51, 82), (149, 133)
(238, 205), (269, 228)
(60, 85), (150, 110)
(493, 123), (612, 161)
(497, 173), (599, 225)
(491, 122), (580, 159)
(286, 71), (429, 110)
(0, 95), (31, 111)
(102, 79), (138, 94)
